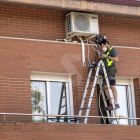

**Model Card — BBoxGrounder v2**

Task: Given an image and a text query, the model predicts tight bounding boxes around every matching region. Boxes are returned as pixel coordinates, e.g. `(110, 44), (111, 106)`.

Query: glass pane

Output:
(48, 82), (67, 122)
(31, 81), (47, 122)
(111, 85), (129, 125)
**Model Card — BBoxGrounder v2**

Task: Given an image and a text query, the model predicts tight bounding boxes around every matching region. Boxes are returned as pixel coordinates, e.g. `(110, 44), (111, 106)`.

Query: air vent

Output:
(66, 14), (71, 33)
(74, 14), (89, 31)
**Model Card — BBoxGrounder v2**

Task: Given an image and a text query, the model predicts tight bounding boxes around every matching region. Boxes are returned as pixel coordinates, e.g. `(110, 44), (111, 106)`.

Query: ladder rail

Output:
(98, 77), (111, 124)
(77, 67), (93, 123)
(101, 61), (120, 124)
(57, 83), (67, 122)
(84, 61), (102, 123)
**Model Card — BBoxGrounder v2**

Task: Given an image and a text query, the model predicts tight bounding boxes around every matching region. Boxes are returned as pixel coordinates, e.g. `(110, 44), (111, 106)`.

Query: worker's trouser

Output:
(103, 75), (116, 86)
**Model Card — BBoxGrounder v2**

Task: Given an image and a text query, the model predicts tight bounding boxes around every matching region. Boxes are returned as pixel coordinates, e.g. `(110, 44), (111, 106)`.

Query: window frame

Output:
(30, 72), (74, 122)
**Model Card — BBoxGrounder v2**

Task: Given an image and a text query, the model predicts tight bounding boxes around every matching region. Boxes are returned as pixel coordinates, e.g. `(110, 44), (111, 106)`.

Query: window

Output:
(98, 78), (136, 125)
(31, 81), (47, 122)
(30, 72), (74, 123)
(111, 78), (136, 125)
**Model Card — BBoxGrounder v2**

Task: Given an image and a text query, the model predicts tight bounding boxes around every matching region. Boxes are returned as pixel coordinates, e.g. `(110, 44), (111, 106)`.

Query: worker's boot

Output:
(104, 103), (120, 110)
(115, 104), (120, 109)
(104, 103), (113, 110)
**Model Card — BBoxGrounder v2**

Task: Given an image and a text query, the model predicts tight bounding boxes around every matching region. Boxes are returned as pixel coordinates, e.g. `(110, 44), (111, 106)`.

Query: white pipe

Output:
(81, 39), (86, 66)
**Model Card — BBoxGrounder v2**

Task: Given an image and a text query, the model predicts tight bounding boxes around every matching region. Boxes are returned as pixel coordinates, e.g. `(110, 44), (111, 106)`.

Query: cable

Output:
(77, 35), (102, 67)
(88, 39), (98, 52)
(86, 38), (99, 67)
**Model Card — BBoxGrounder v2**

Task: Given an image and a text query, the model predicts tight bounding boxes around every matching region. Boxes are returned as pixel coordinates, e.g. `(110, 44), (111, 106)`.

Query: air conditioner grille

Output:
(66, 14), (71, 33)
(74, 15), (89, 31)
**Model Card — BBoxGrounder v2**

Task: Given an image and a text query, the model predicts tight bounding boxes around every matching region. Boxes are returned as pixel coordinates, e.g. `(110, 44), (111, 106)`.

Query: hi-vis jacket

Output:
(103, 47), (114, 67)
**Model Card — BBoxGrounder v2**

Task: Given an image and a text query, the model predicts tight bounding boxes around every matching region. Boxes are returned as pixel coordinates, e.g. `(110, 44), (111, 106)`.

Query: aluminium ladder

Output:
(77, 60), (120, 124)
(57, 82), (68, 122)
(98, 76), (119, 124)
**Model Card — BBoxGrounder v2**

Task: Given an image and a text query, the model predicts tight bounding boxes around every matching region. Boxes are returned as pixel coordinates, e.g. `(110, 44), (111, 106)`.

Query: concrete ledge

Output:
(0, 0), (140, 17)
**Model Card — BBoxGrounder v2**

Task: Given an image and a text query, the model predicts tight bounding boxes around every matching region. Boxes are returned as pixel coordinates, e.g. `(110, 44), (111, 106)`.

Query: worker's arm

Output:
(95, 52), (102, 63)
(102, 54), (118, 62)
(108, 56), (118, 62)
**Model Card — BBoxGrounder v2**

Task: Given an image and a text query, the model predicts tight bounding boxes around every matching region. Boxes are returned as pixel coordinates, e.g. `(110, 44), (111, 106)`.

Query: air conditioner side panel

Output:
(71, 12), (75, 32)
(90, 14), (99, 34)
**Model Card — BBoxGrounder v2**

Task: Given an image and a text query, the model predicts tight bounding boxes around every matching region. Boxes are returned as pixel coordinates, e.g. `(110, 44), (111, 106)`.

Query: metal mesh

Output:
(74, 15), (89, 31)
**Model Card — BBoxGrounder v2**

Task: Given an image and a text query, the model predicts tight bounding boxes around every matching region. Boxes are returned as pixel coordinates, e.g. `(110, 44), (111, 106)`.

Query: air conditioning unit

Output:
(66, 12), (99, 37)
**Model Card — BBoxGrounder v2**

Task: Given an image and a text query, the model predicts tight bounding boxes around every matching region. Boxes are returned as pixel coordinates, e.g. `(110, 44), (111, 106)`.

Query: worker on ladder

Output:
(97, 38), (120, 110)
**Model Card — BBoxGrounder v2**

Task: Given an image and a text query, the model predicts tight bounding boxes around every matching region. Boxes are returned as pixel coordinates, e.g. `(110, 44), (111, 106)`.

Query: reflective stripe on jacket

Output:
(103, 47), (113, 67)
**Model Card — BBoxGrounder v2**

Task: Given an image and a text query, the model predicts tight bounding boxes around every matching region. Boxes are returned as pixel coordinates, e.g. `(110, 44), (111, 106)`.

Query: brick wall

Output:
(0, 122), (140, 140)
(0, 4), (66, 40)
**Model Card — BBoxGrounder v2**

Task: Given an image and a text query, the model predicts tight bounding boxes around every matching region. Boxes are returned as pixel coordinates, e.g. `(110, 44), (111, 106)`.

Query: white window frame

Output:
(116, 78), (137, 125)
(30, 72), (74, 121)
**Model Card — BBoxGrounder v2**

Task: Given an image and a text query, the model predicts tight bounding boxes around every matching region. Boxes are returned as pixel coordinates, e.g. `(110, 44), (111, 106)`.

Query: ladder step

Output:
(104, 98), (113, 100)
(89, 76), (98, 79)
(61, 105), (66, 108)
(104, 108), (118, 111)
(79, 106), (90, 110)
(76, 117), (85, 120)
(62, 96), (66, 99)
(71, 117), (86, 121)
(102, 87), (110, 90)
(69, 118), (85, 121)
(61, 112), (66, 115)
(89, 62), (97, 68)
(84, 97), (92, 99)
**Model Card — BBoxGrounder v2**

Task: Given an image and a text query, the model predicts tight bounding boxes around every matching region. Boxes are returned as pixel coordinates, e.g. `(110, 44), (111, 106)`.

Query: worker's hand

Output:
(102, 54), (107, 58)
(98, 55), (102, 59)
